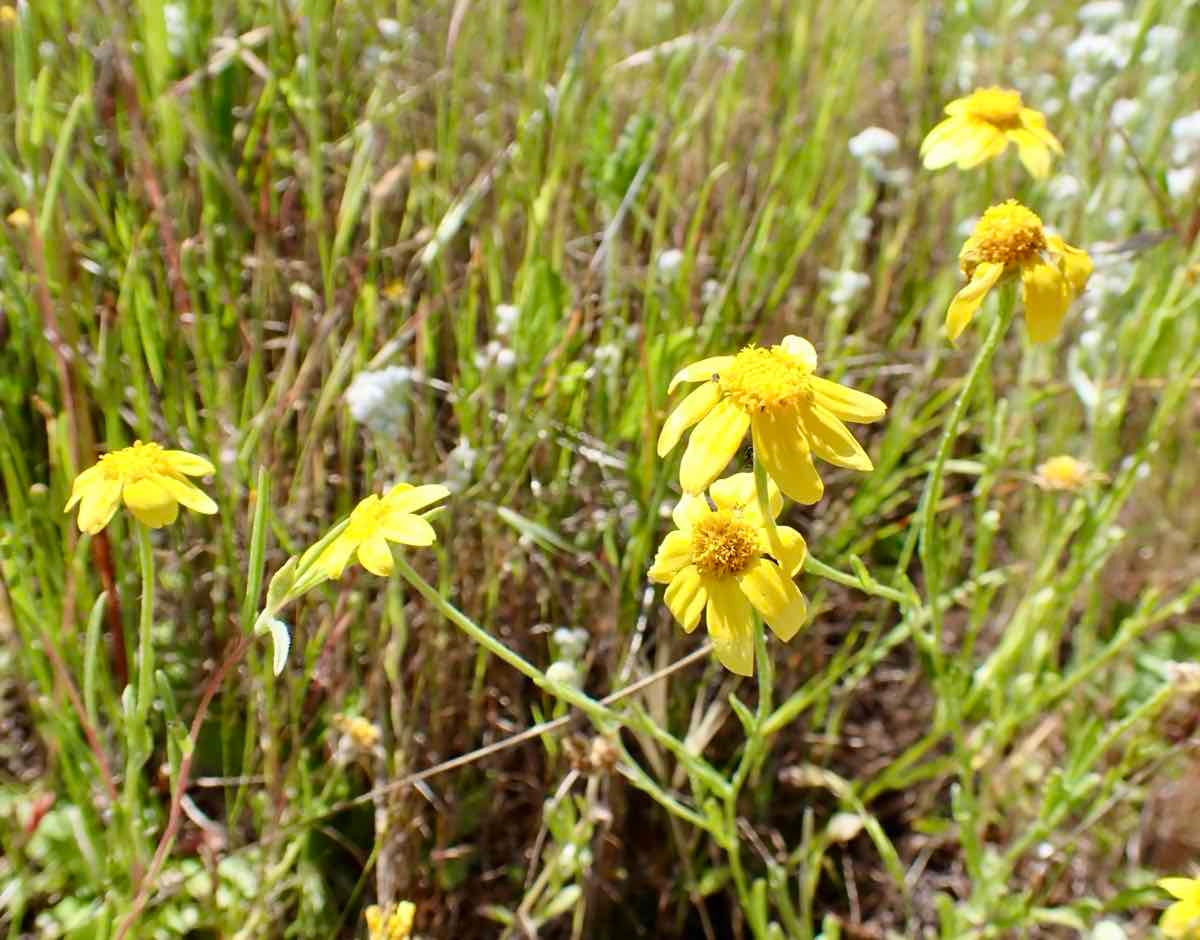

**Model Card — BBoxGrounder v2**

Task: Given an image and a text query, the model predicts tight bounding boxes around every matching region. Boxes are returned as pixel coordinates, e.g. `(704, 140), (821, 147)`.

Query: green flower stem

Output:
(123, 523), (157, 867)
(803, 555), (910, 606)
(391, 555), (715, 834)
(918, 287), (1017, 662)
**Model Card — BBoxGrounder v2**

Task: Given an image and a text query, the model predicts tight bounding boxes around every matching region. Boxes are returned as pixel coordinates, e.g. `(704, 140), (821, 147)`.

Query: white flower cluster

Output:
(1167, 111), (1200, 200)
(847, 127), (909, 185)
(820, 269), (871, 307)
(476, 302), (520, 374)
(344, 365), (414, 435)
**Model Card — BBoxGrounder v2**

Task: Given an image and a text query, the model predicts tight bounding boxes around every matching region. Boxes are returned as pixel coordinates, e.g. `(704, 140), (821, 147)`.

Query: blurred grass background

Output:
(1, 0), (1200, 936)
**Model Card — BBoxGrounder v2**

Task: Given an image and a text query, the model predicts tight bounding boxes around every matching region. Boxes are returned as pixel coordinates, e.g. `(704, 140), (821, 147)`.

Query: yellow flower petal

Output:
(64, 464), (104, 512)
(1007, 128), (1052, 179)
(76, 478), (122, 534)
(164, 450), (215, 476)
(751, 410), (824, 505)
(315, 532), (360, 579)
(808, 375), (887, 423)
(1019, 109), (1063, 153)
(156, 474), (218, 514)
(956, 121), (1008, 169)
(384, 483), (450, 515)
(672, 493), (712, 531)
(780, 335), (817, 370)
(800, 402), (873, 471)
(678, 400), (750, 495)
(122, 478), (180, 528)
(648, 530), (693, 583)
(664, 565), (707, 633)
(769, 525), (807, 577)
(920, 117), (968, 169)
(657, 381), (721, 457)
(945, 261), (1004, 341)
(667, 355), (736, 393)
(737, 559), (808, 642)
(1047, 235), (1093, 293)
(356, 533), (395, 577)
(705, 577), (754, 676)
(709, 472), (780, 520)
(1161, 899), (1200, 939)
(379, 511), (437, 546)
(1161, 879), (1200, 901)
(1021, 260), (1070, 344)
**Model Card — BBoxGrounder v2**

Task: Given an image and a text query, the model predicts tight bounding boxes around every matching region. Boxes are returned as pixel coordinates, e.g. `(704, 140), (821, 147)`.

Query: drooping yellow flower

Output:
(315, 483), (449, 579)
(366, 901), (416, 940)
(1033, 455), (1102, 492)
(1160, 878), (1200, 938)
(65, 441), (217, 534)
(658, 336), (886, 504)
(946, 200), (1092, 344)
(920, 87), (1062, 178)
(648, 473), (808, 676)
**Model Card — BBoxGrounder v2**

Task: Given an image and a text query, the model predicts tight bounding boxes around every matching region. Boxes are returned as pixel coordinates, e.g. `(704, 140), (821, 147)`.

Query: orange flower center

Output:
(719, 346), (813, 414)
(97, 440), (172, 482)
(965, 200), (1047, 269)
(690, 510), (760, 578)
(962, 87), (1024, 130)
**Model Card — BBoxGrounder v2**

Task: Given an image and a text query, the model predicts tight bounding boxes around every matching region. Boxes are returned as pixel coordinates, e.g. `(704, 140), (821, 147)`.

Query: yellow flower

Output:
(366, 901), (415, 940)
(946, 200), (1092, 344)
(0, 7), (15, 27)
(6, 207), (30, 228)
(333, 713), (382, 750)
(1160, 878), (1200, 938)
(658, 336), (886, 504)
(648, 473), (808, 676)
(315, 483), (449, 578)
(920, 87), (1062, 179)
(1033, 455), (1102, 492)
(64, 441), (217, 534)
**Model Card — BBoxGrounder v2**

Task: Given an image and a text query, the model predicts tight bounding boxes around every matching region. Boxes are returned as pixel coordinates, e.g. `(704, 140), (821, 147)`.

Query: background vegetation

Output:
(2, 0), (1199, 936)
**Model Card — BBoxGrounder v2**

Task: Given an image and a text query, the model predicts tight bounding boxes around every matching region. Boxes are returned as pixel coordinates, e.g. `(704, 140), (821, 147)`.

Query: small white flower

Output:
(1110, 98), (1139, 128)
(849, 215), (872, 242)
(378, 18), (403, 40)
(822, 269), (871, 306)
(1068, 73), (1100, 104)
(344, 366), (413, 435)
(1142, 24), (1180, 65)
(1048, 174), (1083, 202)
(656, 248), (685, 277)
(495, 303), (520, 338)
(848, 126), (899, 161)
(546, 661), (580, 687)
(701, 278), (722, 304)
(1147, 72), (1176, 99)
(163, 3), (189, 56)
(1066, 34), (1123, 71)
(494, 347), (517, 372)
(1170, 110), (1200, 163)
(1076, 0), (1125, 28)
(1167, 166), (1197, 200)
(446, 438), (478, 493)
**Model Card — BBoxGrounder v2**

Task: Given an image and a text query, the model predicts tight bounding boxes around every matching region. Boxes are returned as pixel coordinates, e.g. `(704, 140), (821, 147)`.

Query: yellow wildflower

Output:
(648, 473), (808, 676)
(1033, 455), (1102, 492)
(366, 901), (416, 940)
(315, 483), (449, 579)
(0, 7), (15, 27)
(920, 87), (1062, 179)
(946, 200), (1092, 344)
(658, 336), (886, 504)
(65, 441), (217, 534)
(334, 713), (382, 750)
(1160, 878), (1200, 938)
(6, 207), (30, 228)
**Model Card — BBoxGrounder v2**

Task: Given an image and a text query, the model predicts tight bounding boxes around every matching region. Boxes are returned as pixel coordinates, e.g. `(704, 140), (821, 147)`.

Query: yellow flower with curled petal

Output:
(658, 336), (886, 505)
(1160, 877), (1200, 938)
(946, 200), (1092, 344)
(366, 901), (415, 940)
(649, 473), (808, 676)
(921, 87), (1062, 178)
(315, 483), (449, 578)
(65, 441), (217, 534)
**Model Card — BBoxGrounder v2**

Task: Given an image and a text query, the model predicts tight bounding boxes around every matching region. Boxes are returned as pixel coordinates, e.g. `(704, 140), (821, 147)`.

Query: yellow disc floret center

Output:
(690, 510), (760, 578)
(719, 346), (813, 414)
(964, 87), (1023, 129)
(967, 200), (1046, 268)
(98, 440), (172, 482)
